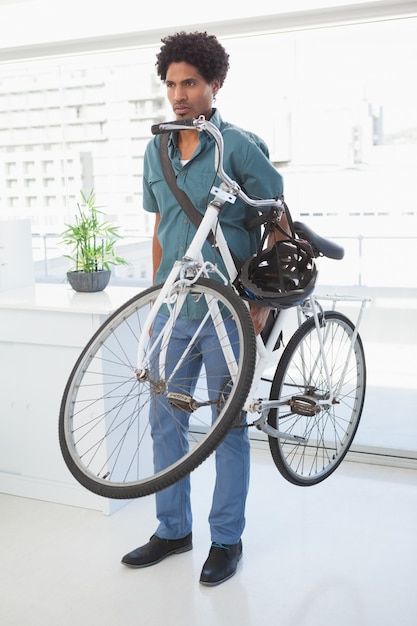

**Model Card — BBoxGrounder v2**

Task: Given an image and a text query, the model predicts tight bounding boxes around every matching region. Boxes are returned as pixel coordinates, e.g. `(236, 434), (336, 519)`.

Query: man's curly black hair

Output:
(156, 31), (230, 86)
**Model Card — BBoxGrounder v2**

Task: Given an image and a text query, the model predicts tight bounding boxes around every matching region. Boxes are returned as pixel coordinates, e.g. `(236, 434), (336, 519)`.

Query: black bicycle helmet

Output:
(235, 238), (317, 309)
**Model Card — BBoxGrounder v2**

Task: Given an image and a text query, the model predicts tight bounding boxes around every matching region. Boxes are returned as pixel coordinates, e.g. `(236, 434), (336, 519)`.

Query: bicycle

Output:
(59, 116), (367, 498)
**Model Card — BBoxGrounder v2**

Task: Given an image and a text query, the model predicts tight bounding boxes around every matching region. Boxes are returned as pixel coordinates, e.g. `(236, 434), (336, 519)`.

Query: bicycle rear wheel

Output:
(268, 311), (366, 486)
(59, 277), (256, 499)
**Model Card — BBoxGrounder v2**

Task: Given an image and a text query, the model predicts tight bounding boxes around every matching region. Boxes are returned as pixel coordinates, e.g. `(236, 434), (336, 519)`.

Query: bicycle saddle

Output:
(293, 221), (344, 260)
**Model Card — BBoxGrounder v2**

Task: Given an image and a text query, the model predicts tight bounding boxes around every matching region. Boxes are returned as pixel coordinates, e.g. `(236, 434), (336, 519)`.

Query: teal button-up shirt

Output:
(143, 109), (283, 285)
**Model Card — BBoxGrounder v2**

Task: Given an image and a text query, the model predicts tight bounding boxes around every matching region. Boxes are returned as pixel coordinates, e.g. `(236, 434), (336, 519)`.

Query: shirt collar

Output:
(209, 108), (222, 129)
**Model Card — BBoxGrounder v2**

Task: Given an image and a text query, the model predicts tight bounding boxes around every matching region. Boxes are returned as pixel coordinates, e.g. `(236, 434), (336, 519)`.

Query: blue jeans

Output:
(150, 314), (250, 545)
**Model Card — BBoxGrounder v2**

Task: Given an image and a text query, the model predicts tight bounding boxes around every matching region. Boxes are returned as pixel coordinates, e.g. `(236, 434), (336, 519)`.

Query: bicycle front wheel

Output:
(59, 278), (256, 499)
(268, 311), (366, 486)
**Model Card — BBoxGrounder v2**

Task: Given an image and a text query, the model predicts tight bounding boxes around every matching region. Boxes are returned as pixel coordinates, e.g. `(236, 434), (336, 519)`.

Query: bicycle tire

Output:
(59, 277), (256, 499)
(268, 311), (366, 486)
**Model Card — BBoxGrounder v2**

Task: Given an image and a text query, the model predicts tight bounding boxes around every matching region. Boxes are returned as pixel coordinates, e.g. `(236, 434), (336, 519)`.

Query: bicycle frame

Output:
(137, 116), (368, 442)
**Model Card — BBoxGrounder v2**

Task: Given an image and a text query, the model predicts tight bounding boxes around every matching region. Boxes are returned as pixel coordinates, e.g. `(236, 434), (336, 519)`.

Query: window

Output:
(0, 11), (415, 461)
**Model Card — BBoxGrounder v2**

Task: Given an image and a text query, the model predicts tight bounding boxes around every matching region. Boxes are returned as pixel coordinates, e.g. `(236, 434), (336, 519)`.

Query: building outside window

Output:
(0, 11), (416, 462)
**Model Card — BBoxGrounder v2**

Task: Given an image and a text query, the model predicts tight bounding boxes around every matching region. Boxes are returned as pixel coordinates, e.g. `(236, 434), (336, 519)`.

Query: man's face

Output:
(165, 62), (220, 120)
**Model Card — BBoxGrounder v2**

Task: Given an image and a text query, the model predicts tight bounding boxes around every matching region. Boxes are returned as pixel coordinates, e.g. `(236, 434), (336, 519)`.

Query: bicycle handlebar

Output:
(151, 116), (345, 261)
(151, 118), (197, 134)
(151, 116), (284, 214)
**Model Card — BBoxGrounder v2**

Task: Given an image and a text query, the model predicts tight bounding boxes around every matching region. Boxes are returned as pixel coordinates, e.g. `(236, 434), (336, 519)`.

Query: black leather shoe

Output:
(199, 540), (242, 586)
(121, 533), (192, 568)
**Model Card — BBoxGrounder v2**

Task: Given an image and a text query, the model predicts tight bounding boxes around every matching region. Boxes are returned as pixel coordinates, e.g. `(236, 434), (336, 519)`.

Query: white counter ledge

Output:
(0, 283), (144, 514)
(0, 282), (141, 314)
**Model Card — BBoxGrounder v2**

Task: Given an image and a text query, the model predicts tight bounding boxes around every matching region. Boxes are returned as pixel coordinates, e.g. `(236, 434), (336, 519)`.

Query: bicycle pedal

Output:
(290, 396), (320, 417)
(167, 392), (197, 413)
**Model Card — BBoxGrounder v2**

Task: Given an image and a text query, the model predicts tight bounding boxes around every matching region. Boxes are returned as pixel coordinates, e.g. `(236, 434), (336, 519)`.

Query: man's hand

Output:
(249, 302), (270, 336)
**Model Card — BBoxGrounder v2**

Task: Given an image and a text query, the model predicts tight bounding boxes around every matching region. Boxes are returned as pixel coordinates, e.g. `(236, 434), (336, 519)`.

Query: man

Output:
(121, 31), (284, 586)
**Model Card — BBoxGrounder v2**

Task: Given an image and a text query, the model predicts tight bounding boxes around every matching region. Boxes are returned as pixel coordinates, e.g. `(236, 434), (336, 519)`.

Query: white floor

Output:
(1, 447), (417, 626)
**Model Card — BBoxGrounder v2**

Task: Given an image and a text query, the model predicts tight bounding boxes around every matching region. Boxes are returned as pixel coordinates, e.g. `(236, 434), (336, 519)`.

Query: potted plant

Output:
(61, 189), (128, 292)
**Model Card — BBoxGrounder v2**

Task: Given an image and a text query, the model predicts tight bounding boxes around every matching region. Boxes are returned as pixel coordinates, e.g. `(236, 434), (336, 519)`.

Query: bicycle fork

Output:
(134, 266), (241, 393)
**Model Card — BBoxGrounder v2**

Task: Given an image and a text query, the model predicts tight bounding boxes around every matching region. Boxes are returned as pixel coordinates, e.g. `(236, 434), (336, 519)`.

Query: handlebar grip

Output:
(151, 118), (196, 135)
